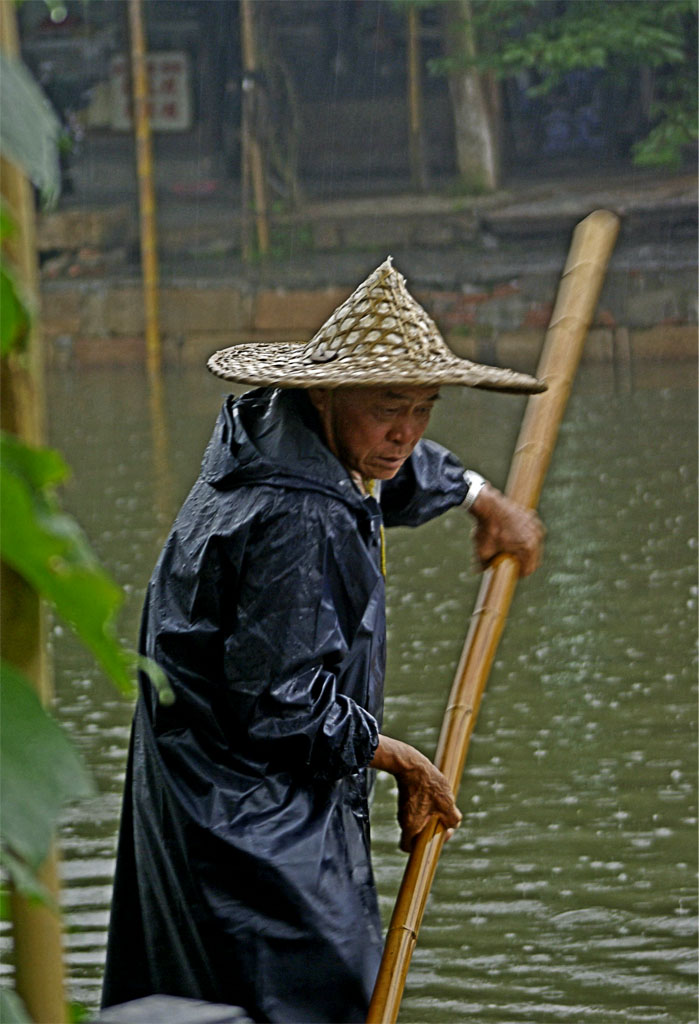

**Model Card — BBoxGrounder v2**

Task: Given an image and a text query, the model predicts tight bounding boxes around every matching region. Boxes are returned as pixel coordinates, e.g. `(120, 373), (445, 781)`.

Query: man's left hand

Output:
(370, 735), (462, 853)
(470, 483), (544, 577)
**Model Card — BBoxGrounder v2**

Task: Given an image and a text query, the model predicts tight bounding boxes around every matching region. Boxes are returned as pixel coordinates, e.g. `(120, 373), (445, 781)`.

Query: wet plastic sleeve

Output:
(221, 499), (380, 781)
(380, 438), (469, 527)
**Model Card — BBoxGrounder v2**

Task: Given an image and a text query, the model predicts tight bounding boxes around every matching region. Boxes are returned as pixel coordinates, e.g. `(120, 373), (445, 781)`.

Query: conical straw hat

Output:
(207, 257), (544, 394)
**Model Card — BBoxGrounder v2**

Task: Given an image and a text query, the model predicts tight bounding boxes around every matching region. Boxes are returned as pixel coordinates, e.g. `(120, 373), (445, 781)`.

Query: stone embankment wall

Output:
(42, 272), (695, 378)
(38, 194), (697, 376)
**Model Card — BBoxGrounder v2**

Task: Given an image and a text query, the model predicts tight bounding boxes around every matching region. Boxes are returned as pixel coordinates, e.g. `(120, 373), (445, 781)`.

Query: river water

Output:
(3, 360), (697, 1023)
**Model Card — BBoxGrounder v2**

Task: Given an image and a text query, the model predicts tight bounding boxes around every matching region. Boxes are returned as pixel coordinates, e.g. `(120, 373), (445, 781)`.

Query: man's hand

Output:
(470, 482), (544, 577)
(370, 735), (462, 853)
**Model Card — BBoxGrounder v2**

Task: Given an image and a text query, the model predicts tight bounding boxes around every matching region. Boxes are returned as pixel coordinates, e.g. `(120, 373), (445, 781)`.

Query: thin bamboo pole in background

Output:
(126, 0), (174, 527)
(406, 7), (427, 192)
(240, 0), (270, 260)
(127, 0), (161, 378)
(367, 209), (621, 1024)
(0, 3), (69, 1020)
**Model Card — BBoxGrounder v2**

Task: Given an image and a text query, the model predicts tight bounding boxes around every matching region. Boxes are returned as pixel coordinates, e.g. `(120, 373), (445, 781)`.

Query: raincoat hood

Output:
(202, 387), (362, 509)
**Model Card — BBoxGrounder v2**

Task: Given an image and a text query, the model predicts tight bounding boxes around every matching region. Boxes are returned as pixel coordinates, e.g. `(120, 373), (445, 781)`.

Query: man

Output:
(102, 259), (544, 1023)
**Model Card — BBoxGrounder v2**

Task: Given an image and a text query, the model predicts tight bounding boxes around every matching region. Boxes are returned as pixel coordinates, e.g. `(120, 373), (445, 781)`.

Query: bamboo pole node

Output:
(547, 313), (594, 329)
(512, 440), (545, 456)
(445, 703), (474, 715)
(387, 925), (418, 940)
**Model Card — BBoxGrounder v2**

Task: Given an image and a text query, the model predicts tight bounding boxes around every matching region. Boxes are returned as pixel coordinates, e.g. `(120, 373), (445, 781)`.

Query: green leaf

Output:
(0, 433), (135, 694)
(136, 653), (175, 706)
(0, 204), (17, 242)
(0, 845), (58, 909)
(0, 988), (31, 1024)
(69, 1002), (91, 1024)
(0, 887), (10, 921)
(0, 662), (93, 874)
(0, 431), (69, 490)
(0, 432), (173, 703)
(0, 52), (61, 204)
(0, 264), (31, 357)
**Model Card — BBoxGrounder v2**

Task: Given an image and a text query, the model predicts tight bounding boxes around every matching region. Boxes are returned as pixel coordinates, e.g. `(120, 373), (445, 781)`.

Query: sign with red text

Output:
(110, 52), (192, 131)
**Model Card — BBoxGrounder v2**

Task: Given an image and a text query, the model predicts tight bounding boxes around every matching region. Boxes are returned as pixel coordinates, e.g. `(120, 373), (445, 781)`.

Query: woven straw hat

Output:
(207, 257), (544, 394)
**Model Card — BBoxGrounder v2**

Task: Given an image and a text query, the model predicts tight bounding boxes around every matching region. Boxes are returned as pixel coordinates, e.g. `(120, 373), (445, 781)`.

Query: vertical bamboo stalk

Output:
(127, 0), (173, 523)
(0, 4), (68, 1022)
(127, 0), (161, 377)
(240, 0), (270, 258)
(147, 363), (175, 541)
(240, 76), (253, 263)
(367, 210), (620, 1024)
(406, 6), (427, 192)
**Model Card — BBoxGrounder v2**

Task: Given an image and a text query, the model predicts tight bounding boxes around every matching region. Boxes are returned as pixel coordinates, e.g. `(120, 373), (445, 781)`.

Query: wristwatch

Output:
(462, 470), (486, 511)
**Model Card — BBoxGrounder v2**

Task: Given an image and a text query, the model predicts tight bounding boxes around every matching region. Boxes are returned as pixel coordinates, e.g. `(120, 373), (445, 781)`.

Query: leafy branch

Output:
(0, 36), (168, 1022)
(428, 0), (697, 168)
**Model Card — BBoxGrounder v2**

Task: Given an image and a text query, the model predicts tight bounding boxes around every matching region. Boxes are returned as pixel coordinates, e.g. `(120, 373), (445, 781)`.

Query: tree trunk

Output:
(443, 0), (500, 192)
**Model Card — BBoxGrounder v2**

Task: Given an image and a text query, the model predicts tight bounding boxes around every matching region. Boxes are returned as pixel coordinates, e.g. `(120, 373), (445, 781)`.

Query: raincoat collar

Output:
(201, 387), (371, 512)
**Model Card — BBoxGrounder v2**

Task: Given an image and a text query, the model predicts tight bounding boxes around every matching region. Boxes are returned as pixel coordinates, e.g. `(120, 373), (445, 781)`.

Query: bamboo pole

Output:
(406, 7), (427, 192)
(126, 0), (174, 525)
(367, 209), (620, 1024)
(0, 4), (69, 1021)
(127, 0), (161, 378)
(147, 364), (175, 541)
(240, 0), (270, 259)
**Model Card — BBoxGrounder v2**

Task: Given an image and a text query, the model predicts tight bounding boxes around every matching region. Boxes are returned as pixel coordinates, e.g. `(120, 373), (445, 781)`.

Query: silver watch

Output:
(462, 470), (486, 511)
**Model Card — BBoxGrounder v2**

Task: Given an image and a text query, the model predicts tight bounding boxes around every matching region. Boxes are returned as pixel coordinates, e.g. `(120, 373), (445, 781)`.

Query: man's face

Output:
(308, 385), (440, 480)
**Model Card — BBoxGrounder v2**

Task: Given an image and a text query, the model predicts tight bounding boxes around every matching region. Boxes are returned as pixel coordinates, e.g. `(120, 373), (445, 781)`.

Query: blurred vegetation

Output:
(428, 0), (697, 170)
(0, 37), (168, 1024)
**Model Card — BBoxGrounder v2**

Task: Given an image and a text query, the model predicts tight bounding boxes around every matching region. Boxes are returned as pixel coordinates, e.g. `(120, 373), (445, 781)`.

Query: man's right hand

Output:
(370, 734), (462, 853)
(470, 482), (544, 577)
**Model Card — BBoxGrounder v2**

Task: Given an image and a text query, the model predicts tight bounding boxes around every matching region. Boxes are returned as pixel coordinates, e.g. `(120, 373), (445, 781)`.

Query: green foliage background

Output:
(428, 0), (697, 170)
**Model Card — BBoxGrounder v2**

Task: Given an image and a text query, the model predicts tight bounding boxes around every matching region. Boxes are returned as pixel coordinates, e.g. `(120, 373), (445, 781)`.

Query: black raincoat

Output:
(102, 388), (469, 1023)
